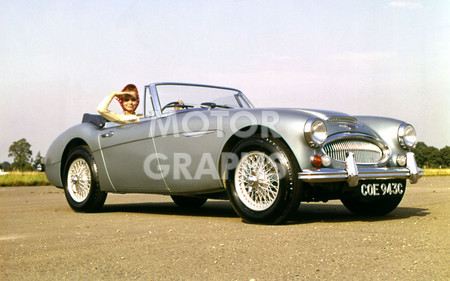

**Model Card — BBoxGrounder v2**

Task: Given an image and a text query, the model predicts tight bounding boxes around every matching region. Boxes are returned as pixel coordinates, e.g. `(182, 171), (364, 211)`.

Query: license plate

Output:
(359, 181), (405, 197)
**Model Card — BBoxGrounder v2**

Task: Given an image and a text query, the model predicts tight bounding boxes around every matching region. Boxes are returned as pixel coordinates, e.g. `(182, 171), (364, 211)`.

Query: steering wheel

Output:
(161, 101), (192, 112)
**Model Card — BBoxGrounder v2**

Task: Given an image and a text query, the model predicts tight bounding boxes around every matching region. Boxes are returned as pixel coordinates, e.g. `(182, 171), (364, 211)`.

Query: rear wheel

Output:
(171, 195), (207, 209)
(225, 136), (302, 224)
(63, 146), (107, 212)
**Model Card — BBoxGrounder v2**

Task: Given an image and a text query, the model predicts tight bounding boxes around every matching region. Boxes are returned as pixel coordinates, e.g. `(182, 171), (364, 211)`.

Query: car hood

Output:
(289, 108), (352, 120)
(288, 108), (377, 137)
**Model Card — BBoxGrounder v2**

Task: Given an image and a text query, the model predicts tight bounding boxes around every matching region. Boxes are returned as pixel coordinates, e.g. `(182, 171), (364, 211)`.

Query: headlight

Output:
(304, 118), (327, 147)
(398, 123), (417, 149)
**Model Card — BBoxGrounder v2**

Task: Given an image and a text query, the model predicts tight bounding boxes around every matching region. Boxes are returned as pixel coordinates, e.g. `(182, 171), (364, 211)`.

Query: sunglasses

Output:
(122, 96), (137, 102)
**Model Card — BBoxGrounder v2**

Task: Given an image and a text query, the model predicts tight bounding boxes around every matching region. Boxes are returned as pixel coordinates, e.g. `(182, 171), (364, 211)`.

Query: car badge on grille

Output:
(339, 124), (358, 130)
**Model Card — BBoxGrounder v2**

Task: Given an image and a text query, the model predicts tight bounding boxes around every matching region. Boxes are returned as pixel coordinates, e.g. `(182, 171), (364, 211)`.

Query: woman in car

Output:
(97, 84), (140, 124)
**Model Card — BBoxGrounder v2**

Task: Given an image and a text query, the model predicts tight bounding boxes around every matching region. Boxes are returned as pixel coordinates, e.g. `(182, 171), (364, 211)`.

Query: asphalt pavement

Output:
(0, 177), (449, 280)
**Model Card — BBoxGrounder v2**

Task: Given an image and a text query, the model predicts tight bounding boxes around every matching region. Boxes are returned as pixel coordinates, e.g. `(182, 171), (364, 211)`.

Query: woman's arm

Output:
(97, 92), (119, 114)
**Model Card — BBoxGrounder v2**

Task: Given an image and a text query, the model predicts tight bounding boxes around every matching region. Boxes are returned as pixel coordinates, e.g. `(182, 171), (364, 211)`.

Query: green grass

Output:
(0, 171), (51, 187)
(423, 169), (450, 177)
(0, 168), (449, 187)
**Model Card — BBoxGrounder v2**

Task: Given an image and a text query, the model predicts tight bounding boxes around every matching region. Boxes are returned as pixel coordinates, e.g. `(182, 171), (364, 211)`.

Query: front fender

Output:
(45, 123), (101, 188)
(219, 108), (319, 171)
(356, 116), (409, 151)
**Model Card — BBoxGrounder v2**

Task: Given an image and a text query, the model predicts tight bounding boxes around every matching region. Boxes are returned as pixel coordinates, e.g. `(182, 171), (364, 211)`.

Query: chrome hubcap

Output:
(67, 158), (91, 203)
(235, 151), (280, 211)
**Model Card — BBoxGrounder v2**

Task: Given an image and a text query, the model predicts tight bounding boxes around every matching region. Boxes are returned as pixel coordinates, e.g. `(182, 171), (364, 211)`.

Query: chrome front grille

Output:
(323, 139), (384, 164)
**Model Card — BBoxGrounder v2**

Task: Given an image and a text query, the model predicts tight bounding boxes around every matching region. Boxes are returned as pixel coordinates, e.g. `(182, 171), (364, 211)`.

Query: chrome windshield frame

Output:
(144, 82), (254, 118)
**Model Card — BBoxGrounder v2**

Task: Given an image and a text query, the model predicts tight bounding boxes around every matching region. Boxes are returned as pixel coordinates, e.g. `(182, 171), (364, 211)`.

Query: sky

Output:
(1, 0), (449, 163)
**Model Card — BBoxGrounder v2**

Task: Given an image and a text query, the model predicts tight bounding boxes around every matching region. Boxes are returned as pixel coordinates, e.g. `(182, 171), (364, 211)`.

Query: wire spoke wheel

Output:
(63, 146), (107, 212)
(226, 136), (302, 224)
(235, 151), (280, 211)
(67, 158), (92, 203)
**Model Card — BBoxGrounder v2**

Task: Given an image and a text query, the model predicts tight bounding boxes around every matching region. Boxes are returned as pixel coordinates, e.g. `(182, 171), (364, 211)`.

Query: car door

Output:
(151, 110), (227, 193)
(98, 118), (169, 193)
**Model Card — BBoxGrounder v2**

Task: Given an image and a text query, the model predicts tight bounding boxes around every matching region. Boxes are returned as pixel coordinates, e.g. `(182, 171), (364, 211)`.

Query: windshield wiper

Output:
(200, 102), (233, 109)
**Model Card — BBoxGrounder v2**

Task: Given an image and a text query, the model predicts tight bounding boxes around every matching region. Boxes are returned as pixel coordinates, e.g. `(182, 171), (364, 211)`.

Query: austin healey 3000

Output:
(45, 82), (423, 224)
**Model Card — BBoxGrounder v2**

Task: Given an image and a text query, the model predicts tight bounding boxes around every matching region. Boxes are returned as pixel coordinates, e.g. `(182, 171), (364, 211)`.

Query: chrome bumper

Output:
(298, 152), (423, 187)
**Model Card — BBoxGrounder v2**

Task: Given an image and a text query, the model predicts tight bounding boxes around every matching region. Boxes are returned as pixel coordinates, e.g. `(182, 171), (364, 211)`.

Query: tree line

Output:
(1, 138), (449, 172)
(412, 142), (450, 169)
(1, 138), (43, 171)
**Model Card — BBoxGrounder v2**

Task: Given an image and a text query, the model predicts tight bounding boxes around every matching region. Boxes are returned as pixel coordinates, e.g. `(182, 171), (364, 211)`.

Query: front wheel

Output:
(340, 181), (406, 216)
(225, 136), (302, 224)
(63, 146), (107, 212)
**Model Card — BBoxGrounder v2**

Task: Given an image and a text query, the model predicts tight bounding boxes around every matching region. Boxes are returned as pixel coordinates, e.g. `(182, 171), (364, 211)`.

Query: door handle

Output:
(100, 131), (114, 138)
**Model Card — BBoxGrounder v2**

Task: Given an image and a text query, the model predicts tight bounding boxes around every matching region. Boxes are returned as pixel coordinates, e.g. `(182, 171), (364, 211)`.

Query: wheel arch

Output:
(221, 125), (304, 224)
(60, 138), (89, 183)
(219, 125), (301, 184)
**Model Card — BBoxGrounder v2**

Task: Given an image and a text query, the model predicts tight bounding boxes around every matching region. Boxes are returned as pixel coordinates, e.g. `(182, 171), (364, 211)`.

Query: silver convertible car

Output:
(45, 82), (423, 224)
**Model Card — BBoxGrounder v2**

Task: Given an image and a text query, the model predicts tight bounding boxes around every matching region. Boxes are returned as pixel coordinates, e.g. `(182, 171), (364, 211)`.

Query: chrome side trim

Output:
(182, 131), (215, 137)
(298, 152), (423, 187)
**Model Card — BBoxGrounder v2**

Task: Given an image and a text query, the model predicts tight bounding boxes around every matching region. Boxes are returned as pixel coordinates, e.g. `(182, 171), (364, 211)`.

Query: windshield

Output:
(155, 84), (253, 114)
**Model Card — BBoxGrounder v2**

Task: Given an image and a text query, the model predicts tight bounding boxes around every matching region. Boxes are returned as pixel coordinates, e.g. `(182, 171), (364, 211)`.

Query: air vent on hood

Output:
(326, 116), (357, 123)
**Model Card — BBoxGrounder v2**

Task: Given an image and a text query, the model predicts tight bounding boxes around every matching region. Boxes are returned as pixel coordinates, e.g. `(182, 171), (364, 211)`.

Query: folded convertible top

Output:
(82, 113), (107, 128)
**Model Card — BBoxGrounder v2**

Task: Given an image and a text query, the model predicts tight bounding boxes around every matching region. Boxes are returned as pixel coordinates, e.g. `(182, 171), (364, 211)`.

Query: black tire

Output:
(171, 195), (207, 209)
(225, 136), (302, 224)
(63, 146), (107, 212)
(340, 181), (406, 216)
